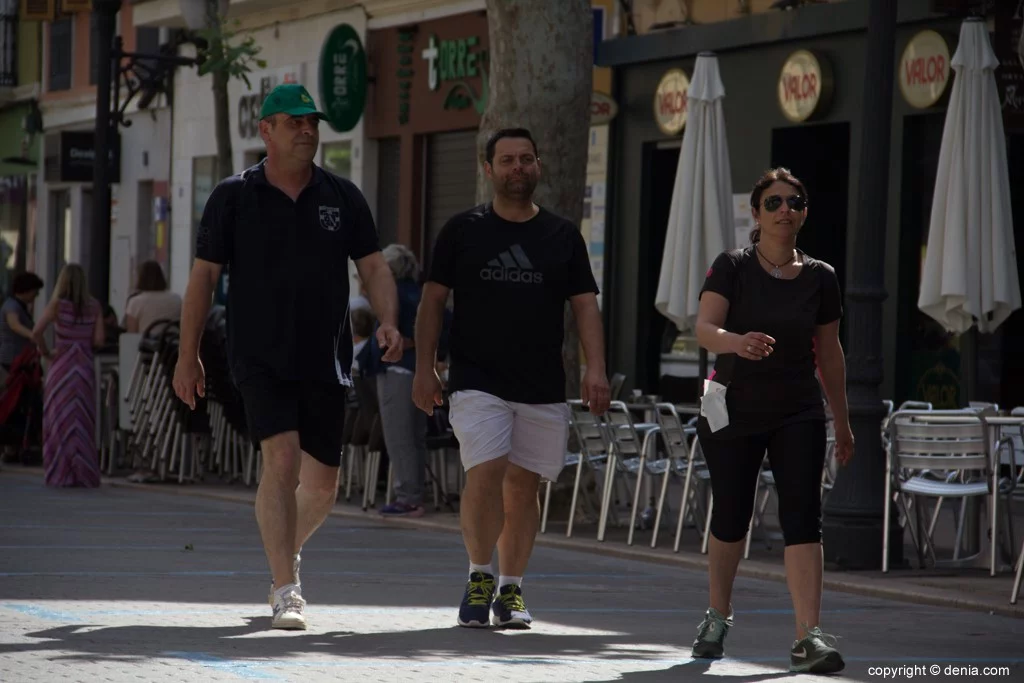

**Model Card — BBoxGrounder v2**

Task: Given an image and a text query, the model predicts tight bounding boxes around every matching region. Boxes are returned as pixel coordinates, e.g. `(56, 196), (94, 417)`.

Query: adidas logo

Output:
(480, 244), (544, 284)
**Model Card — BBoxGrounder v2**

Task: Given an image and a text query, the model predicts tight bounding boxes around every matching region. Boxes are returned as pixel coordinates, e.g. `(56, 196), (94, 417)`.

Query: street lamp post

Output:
(89, 0), (121, 306)
(89, 1), (200, 307)
(821, 0), (903, 570)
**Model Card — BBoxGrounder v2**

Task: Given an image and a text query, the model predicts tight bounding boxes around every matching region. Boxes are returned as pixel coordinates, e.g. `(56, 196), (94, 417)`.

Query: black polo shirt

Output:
(195, 160), (379, 386)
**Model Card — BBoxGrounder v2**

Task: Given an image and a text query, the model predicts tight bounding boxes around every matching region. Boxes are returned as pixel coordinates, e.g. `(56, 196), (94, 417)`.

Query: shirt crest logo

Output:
(319, 205), (341, 232)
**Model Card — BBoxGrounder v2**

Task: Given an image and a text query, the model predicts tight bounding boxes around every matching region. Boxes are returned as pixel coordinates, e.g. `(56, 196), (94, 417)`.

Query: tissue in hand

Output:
(701, 379), (729, 432)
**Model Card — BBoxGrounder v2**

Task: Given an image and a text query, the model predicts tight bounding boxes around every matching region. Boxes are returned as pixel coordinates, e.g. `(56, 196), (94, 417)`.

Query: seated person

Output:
(124, 261), (181, 336)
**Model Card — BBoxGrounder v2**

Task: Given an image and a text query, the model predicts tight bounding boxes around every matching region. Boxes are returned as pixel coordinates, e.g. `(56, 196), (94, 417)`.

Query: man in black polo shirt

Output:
(173, 83), (401, 631)
(412, 128), (610, 630)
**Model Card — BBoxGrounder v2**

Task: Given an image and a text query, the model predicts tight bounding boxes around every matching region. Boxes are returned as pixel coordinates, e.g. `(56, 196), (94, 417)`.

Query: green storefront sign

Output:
(421, 34), (489, 114)
(319, 24), (368, 133)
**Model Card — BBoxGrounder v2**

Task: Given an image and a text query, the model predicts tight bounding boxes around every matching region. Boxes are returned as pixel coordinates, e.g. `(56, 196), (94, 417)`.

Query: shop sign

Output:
(899, 30), (951, 109)
(237, 67), (302, 139)
(58, 131), (120, 183)
(591, 91), (618, 125)
(318, 24), (368, 133)
(421, 34), (489, 115)
(777, 50), (832, 123)
(653, 68), (689, 135)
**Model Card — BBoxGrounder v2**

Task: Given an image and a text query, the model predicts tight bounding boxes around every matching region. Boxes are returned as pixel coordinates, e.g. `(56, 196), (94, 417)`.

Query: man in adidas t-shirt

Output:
(412, 128), (611, 629)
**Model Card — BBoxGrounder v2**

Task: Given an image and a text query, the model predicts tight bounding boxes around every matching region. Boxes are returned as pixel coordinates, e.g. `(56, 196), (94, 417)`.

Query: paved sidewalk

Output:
(13, 462), (1017, 619)
(1, 469), (1022, 683)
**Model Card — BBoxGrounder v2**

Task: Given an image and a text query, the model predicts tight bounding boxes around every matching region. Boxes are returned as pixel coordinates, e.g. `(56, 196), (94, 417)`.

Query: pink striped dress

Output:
(43, 298), (101, 488)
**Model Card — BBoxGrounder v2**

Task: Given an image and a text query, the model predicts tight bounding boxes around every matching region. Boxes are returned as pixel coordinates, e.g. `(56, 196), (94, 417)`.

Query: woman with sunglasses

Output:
(689, 168), (852, 674)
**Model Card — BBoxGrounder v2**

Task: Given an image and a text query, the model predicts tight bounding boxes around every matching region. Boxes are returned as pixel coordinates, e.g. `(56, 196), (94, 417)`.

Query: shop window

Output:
(133, 26), (161, 77)
(48, 18), (72, 91)
(321, 141), (352, 180)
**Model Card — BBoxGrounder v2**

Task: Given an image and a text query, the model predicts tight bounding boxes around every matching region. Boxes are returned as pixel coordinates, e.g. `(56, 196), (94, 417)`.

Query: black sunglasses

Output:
(763, 194), (807, 212)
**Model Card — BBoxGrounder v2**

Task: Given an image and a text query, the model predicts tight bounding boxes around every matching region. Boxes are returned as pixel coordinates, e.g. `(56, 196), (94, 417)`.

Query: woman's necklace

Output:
(756, 245), (796, 279)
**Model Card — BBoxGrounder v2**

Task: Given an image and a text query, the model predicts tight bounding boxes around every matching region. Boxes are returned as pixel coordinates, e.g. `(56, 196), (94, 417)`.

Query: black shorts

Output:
(238, 375), (347, 468)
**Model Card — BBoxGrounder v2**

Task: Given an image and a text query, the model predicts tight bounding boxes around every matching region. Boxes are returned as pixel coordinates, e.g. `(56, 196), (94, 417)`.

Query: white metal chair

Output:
(543, 400), (612, 538)
(883, 409), (1017, 576)
(597, 401), (659, 542)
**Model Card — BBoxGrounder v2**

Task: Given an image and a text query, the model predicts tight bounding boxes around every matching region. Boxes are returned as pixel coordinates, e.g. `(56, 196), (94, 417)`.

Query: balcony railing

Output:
(0, 0), (16, 88)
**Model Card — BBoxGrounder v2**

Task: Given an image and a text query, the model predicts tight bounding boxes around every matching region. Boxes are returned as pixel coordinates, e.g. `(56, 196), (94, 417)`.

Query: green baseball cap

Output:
(259, 83), (328, 120)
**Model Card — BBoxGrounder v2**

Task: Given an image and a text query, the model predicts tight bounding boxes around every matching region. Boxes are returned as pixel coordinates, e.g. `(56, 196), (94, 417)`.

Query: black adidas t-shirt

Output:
(699, 246), (843, 438)
(195, 161), (380, 386)
(428, 203), (599, 404)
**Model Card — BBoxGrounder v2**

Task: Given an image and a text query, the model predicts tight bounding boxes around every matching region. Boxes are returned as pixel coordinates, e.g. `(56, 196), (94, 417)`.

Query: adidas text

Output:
(479, 267), (544, 284)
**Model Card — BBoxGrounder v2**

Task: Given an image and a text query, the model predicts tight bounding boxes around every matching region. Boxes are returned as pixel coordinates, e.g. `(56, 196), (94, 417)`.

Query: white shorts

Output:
(448, 390), (570, 482)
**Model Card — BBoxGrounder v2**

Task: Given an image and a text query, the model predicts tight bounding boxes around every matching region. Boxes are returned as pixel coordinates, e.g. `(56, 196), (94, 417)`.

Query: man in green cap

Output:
(174, 83), (402, 630)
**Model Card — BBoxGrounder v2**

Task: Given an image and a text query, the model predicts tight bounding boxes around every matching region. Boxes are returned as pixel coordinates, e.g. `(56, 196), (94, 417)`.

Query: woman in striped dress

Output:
(31, 264), (105, 488)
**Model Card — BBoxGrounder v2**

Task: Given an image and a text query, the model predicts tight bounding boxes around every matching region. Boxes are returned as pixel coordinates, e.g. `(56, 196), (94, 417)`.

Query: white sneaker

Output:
(271, 583), (307, 630)
(268, 553), (301, 606)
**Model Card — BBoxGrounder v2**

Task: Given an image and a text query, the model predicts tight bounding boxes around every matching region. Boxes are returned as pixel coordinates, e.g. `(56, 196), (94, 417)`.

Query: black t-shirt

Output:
(428, 203), (599, 404)
(195, 161), (380, 386)
(699, 246), (843, 437)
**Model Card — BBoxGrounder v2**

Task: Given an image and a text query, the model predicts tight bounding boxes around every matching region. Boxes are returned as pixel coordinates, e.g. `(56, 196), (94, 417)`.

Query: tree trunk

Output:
(212, 67), (233, 178)
(478, 0), (594, 401)
(207, 0), (233, 178)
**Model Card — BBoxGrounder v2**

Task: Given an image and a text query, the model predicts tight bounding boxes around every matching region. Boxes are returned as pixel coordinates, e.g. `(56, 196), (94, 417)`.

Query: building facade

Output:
(27, 2), (169, 320)
(598, 0), (1024, 408)
(0, 1), (42, 298)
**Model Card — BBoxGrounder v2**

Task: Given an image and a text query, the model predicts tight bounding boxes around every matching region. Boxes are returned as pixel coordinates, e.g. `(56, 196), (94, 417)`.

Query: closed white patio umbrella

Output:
(655, 52), (734, 370)
(918, 18), (1021, 334)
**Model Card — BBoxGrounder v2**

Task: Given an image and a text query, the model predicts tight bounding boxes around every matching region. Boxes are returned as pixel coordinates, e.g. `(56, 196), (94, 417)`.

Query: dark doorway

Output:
(770, 123), (851, 346)
(895, 113), (960, 408)
(635, 141), (680, 397)
(1000, 133), (1024, 409)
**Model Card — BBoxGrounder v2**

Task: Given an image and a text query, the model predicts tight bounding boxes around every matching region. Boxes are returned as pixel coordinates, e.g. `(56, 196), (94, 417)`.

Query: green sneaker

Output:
(790, 626), (845, 674)
(691, 607), (733, 659)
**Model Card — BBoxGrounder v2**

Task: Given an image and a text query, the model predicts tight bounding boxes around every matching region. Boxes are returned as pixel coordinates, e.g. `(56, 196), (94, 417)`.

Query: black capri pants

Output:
(697, 418), (827, 546)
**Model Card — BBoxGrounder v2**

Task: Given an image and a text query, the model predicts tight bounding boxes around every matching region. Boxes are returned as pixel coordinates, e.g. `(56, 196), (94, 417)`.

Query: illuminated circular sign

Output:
(778, 50), (832, 123)
(653, 68), (690, 135)
(899, 30), (951, 109)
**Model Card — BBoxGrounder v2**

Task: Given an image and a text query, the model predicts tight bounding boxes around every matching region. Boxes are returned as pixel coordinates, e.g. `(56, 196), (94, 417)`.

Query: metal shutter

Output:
(424, 130), (478, 268)
(375, 137), (401, 248)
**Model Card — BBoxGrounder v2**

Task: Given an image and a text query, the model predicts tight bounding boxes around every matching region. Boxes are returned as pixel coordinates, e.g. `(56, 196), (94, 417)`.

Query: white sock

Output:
(469, 562), (493, 577)
(499, 575), (523, 589)
(273, 582), (299, 598)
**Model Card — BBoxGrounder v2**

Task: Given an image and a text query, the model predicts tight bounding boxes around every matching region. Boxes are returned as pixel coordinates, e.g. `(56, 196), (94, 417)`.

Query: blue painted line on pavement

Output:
(150, 654), (1024, 673)
(163, 652), (277, 680)
(0, 570), (663, 579)
(1, 603), (82, 622)
(0, 524), (238, 532)
(8, 605), (866, 619)
(0, 545), (453, 553)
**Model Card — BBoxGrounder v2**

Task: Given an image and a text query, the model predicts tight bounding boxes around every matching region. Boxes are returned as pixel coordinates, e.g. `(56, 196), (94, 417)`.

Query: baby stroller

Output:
(0, 345), (44, 465)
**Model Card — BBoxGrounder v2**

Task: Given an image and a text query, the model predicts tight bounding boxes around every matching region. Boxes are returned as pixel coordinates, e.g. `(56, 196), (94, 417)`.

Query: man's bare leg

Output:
(457, 455), (508, 627)
(294, 452), (341, 553)
(461, 456), (509, 565)
(255, 431), (302, 590)
(496, 464), (541, 577)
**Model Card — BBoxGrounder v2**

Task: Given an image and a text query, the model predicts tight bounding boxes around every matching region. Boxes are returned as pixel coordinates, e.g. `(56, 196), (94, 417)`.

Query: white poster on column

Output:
(733, 193), (752, 251)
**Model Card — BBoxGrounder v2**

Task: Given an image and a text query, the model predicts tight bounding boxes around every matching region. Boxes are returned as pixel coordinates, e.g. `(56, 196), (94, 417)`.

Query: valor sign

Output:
(653, 68), (689, 135)
(899, 30), (951, 109)
(778, 50), (832, 123)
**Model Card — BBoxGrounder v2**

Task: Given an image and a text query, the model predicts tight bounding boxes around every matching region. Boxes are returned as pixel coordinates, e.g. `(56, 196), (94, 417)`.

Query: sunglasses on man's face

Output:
(763, 194), (807, 212)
